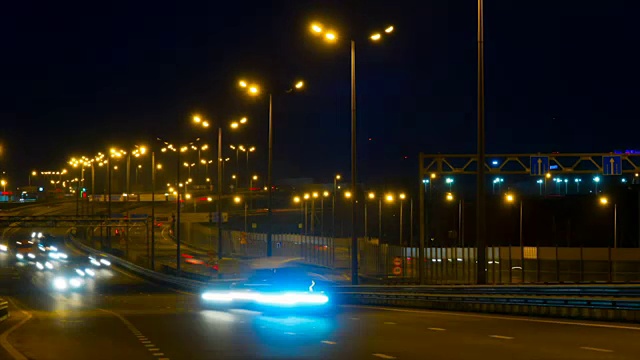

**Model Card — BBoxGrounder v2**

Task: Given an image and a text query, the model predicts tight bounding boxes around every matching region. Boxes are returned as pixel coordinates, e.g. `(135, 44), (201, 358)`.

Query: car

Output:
(51, 265), (87, 291)
(201, 257), (332, 313)
(33, 255), (55, 271)
(64, 256), (97, 277)
(88, 255), (111, 268)
(15, 240), (37, 261)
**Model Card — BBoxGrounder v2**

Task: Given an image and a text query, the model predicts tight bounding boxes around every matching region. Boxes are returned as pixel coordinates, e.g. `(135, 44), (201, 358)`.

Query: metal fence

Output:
(359, 243), (640, 284)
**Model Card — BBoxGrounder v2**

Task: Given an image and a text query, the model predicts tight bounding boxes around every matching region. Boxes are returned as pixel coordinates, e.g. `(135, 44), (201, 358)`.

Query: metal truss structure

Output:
(0, 215), (148, 228)
(419, 152), (640, 176)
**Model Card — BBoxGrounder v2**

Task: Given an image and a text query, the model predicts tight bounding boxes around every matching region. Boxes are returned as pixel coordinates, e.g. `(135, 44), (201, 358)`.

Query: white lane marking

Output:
(350, 317), (360, 321)
(158, 358), (170, 360)
(428, 327), (446, 331)
(372, 354), (396, 359)
(99, 308), (168, 358)
(284, 332), (296, 335)
(489, 335), (514, 340)
(348, 305), (640, 331)
(384, 322), (396, 325)
(0, 298), (33, 360)
(321, 341), (337, 345)
(580, 347), (613, 353)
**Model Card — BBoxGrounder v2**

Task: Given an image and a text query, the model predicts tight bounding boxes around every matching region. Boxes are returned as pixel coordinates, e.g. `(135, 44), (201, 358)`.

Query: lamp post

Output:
(333, 174), (341, 238)
(242, 146), (256, 188)
(599, 196), (617, 248)
(364, 192), (375, 240)
(399, 193), (406, 245)
(193, 115), (247, 259)
(238, 79), (303, 257)
(310, 22), (394, 285)
(321, 191), (329, 237)
(229, 145), (242, 190)
(476, 0), (487, 285)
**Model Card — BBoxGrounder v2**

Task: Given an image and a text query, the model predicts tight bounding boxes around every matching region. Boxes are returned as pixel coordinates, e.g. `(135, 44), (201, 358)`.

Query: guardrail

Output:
(337, 291), (640, 322)
(66, 233), (640, 322)
(0, 298), (8, 323)
(335, 285), (640, 298)
(67, 235), (213, 292)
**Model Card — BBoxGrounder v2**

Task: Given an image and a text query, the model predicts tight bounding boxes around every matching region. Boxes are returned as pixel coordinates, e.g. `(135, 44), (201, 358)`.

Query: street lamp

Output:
(309, 21), (394, 285)
(238, 77), (304, 257)
(505, 192), (524, 281)
(193, 114), (247, 259)
(599, 196), (617, 248)
(365, 192), (375, 240)
(0, 179), (6, 192)
(593, 176), (601, 193)
(333, 174), (341, 238)
(240, 145), (256, 188)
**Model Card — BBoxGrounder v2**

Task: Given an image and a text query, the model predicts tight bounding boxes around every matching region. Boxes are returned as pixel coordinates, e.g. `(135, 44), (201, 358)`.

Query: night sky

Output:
(2, 1), (639, 188)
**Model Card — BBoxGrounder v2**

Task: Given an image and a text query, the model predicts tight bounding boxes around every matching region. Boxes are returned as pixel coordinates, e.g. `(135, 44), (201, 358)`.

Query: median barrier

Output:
(0, 298), (8, 323)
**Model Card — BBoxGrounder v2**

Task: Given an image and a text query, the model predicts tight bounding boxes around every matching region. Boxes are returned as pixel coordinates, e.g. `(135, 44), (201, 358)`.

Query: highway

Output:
(0, 205), (639, 359)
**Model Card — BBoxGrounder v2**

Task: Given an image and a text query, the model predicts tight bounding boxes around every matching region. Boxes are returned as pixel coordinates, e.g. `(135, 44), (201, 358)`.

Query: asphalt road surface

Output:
(1, 205), (640, 360)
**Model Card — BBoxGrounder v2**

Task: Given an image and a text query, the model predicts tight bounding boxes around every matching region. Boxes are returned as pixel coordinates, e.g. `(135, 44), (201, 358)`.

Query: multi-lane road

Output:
(1, 204), (640, 359)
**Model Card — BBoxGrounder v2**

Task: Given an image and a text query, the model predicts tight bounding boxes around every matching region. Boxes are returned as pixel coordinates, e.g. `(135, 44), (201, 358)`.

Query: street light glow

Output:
(234, 196), (241, 204)
(248, 86), (259, 95)
(252, 175), (258, 180)
(505, 193), (514, 203)
(446, 192), (454, 201)
(230, 122), (239, 129)
(600, 196), (608, 205)
(399, 193), (406, 200)
(295, 81), (304, 89)
(323, 191), (330, 197)
(193, 116), (201, 123)
(368, 192), (375, 199)
(293, 196), (301, 203)
(385, 25), (394, 33)
(385, 194), (394, 202)
(239, 117), (247, 124)
(312, 192), (319, 198)
(325, 32), (336, 41)
(344, 191), (352, 199)
(370, 33), (381, 41)
(202, 121), (210, 128)
(311, 23), (323, 33)
(335, 174), (341, 180)
(238, 80), (247, 88)
(304, 193), (310, 200)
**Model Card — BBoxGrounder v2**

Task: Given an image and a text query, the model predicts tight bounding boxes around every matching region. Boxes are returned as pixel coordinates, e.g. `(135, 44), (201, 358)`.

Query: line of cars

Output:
(9, 231), (111, 292)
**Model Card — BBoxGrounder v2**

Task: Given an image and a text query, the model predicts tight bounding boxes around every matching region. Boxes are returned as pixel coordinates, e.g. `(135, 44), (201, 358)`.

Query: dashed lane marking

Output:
(321, 341), (337, 345)
(489, 335), (514, 340)
(349, 305), (640, 331)
(99, 308), (169, 360)
(580, 347), (613, 353)
(384, 322), (396, 325)
(372, 354), (396, 359)
(428, 328), (446, 331)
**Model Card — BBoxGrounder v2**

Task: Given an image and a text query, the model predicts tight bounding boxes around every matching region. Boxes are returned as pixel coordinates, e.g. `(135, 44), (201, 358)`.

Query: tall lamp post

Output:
(193, 115), (248, 259)
(237, 79), (304, 257)
(476, 0), (488, 285)
(333, 174), (341, 238)
(599, 196), (617, 248)
(309, 21), (394, 285)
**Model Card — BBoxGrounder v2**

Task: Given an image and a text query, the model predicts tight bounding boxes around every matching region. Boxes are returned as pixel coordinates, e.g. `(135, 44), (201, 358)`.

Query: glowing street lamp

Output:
(237, 78), (303, 255)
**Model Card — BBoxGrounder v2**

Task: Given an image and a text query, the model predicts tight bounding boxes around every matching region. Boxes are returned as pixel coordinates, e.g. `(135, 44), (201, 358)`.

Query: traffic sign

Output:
(393, 257), (402, 266)
(392, 267), (402, 275)
(603, 155), (622, 175)
(530, 156), (549, 176)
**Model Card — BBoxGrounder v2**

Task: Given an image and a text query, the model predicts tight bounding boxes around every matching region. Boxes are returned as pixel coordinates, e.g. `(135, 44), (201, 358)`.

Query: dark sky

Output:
(2, 0), (639, 187)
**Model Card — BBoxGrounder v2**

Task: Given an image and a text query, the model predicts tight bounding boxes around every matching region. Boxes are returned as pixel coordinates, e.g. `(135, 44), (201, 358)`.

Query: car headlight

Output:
(57, 253), (67, 259)
(85, 268), (95, 277)
(45, 262), (54, 270)
(53, 277), (67, 290)
(75, 269), (85, 277)
(16, 253), (24, 259)
(69, 277), (83, 288)
(50, 246), (58, 252)
(99, 259), (111, 266)
(36, 262), (44, 270)
(90, 259), (101, 266)
(0, 244), (7, 252)
(27, 253), (36, 259)
(38, 232), (43, 239)
(31, 232), (36, 238)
